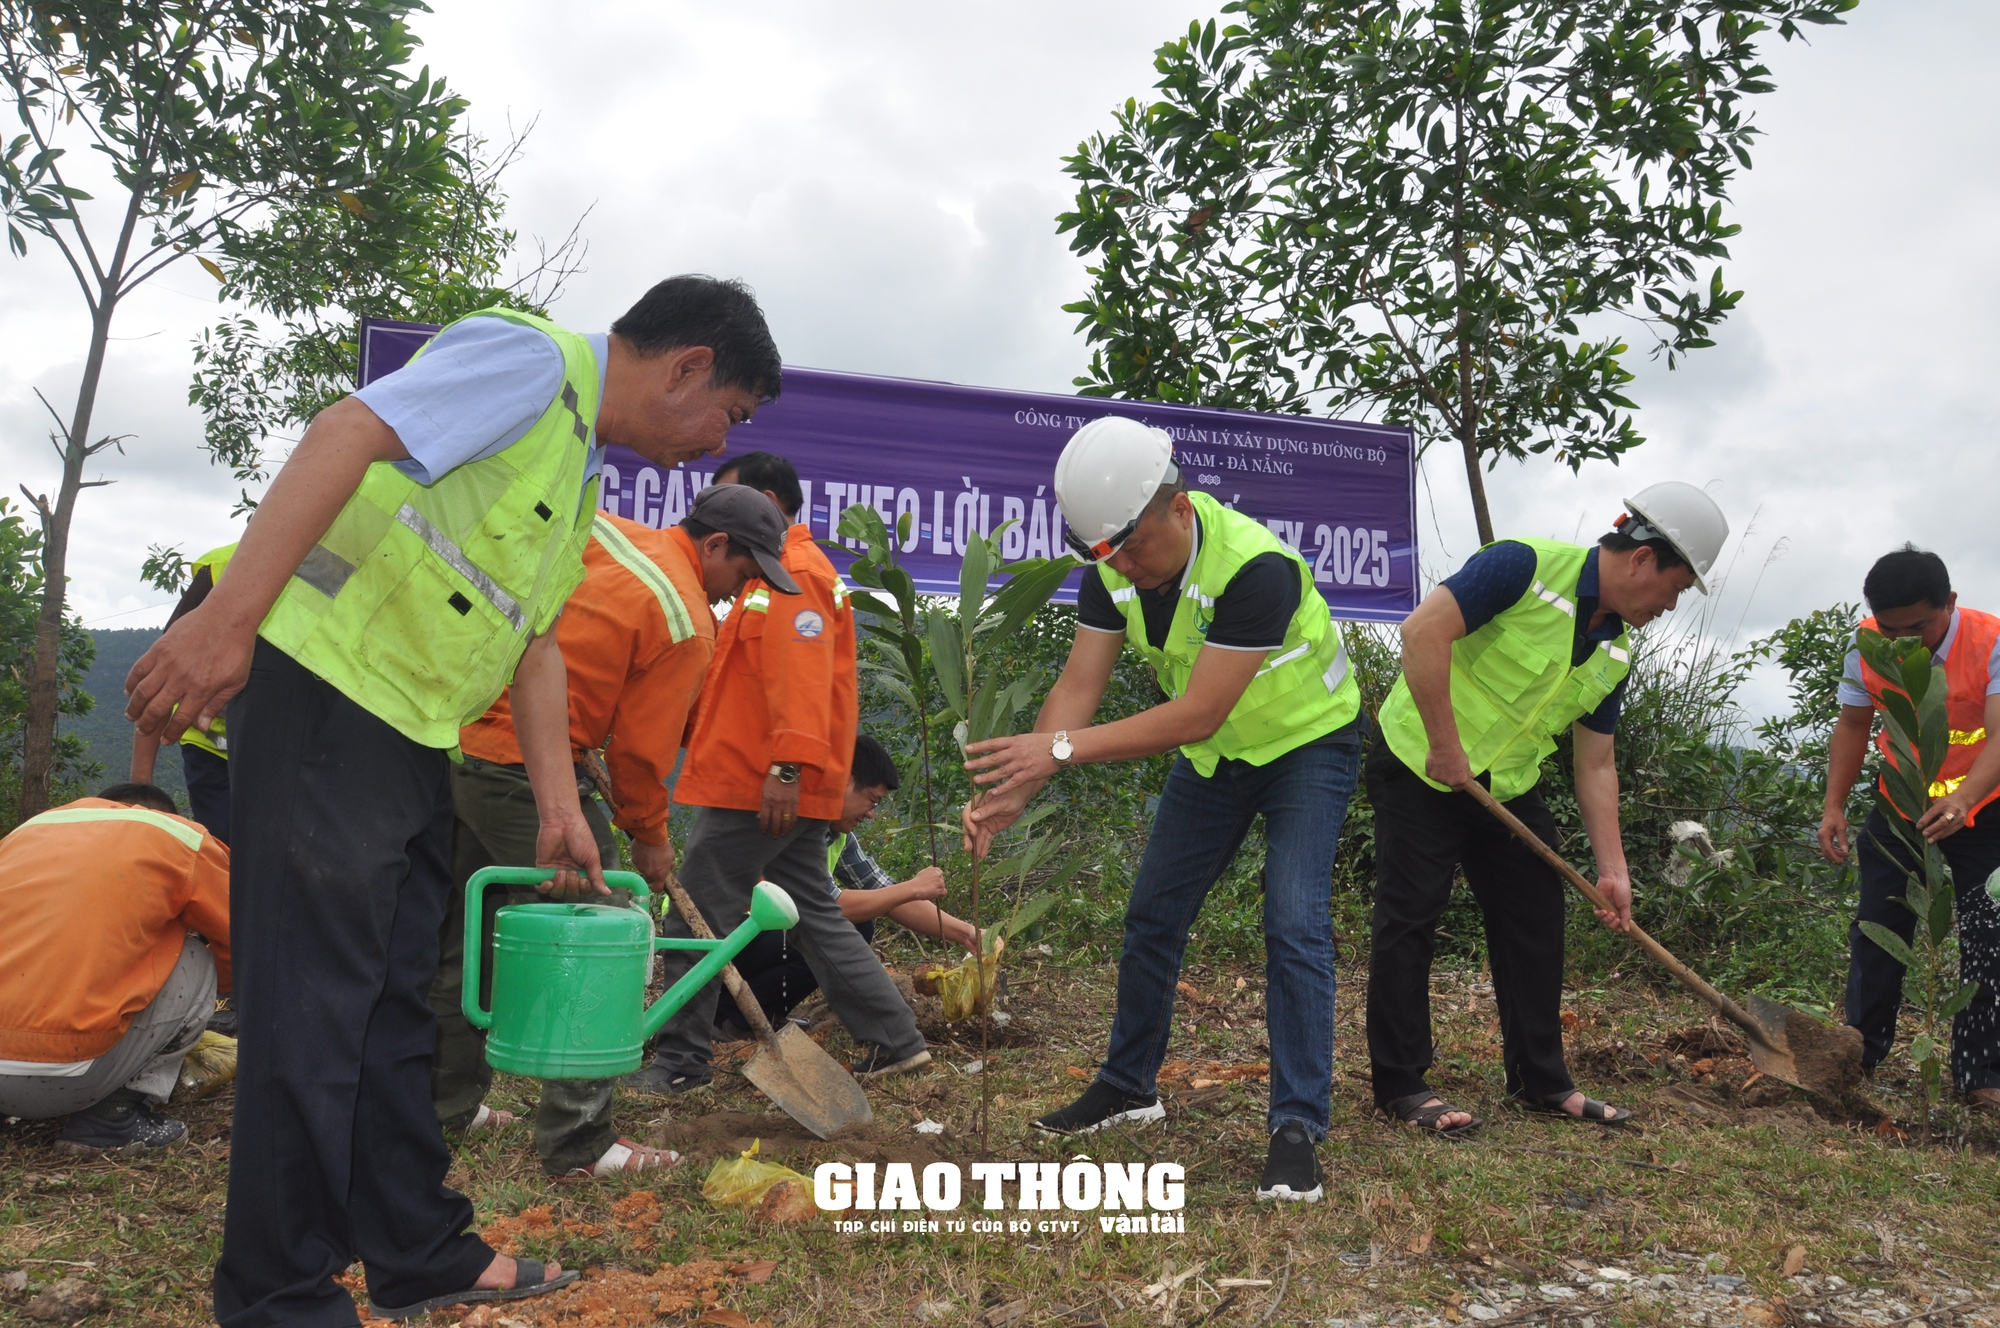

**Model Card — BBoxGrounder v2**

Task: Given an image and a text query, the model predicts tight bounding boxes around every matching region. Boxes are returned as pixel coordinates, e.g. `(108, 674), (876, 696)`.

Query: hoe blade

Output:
(741, 1024), (873, 1140)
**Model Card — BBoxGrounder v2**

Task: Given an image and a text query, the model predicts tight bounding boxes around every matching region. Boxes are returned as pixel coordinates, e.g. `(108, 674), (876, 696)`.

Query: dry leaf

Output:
(1065, 1065), (1089, 1078)
(981, 1301), (1029, 1327)
(24, 1279), (106, 1321)
(1407, 1229), (1434, 1255)
(731, 1259), (779, 1284)
(698, 1311), (753, 1328)
(1692, 1058), (1716, 1074)
(1560, 1010), (1580, 1030)
(1742, 1300), (1785, 1328)
(754, 1179), (817, 1224)
(1, 1270), (25, 1293)
(197, 256), (225, 283)
(337, 191), (370, 217)
(1782, 1245), (1806, 1277)
(161, 171), (198, 196)
(1874, 1117), (1907, 1140)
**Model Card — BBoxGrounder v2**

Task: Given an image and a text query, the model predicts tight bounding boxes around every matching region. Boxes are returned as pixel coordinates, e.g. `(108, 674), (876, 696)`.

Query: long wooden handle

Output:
(660, 871), (778, 1041)
(1457, 780), (1768, 1041)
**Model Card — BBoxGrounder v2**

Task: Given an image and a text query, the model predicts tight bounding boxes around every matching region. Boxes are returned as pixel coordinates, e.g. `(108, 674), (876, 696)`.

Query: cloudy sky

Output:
(3, 0), (1992, 716)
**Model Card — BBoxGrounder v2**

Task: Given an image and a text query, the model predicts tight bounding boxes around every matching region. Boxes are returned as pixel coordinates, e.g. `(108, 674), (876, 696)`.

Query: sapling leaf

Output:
(986, 555), (1079, 646)
(838, 501), (891, 554)
(882, 565), (917, 620)
(896, 510), (914, 549)
(927, 610), (966, 717)
(1859, 921), (1919, 969)
(1010, 802), (1061, 835)
(1941, 980), (1980, 1021)
(1001, 890), (1062, 941)
(959, 531), (992, 626)
(968, 673), (1001, 744)
(1898, 646), (1934, 710)
(849, 589), (900, 622)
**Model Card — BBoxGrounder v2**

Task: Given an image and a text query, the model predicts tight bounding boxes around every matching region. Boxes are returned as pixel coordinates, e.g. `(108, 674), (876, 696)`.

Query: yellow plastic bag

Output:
(174, 1030), (237, 1102)
(928, 936), (1003, 1024)
(701, 1139), (810, 1208)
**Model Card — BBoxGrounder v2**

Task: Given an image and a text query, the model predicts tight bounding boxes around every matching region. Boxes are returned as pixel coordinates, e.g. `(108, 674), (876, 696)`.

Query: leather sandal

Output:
(465, 1104), (516, 1133)
(1380, 1091), (1481, 1137)
(368, 1257), (577, 1320)
(1515, 1091), (1632, 1126)
(1965, 1087), (2000, 1114)
(556, 1136), (682, 1182)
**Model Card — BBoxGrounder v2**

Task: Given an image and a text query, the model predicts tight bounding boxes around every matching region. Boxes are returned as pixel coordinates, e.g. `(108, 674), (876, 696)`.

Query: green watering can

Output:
(461, 866), (798, 1079)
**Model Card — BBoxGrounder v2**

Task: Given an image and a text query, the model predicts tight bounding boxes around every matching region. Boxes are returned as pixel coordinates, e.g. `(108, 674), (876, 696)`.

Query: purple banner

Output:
(358, 318), (1418, 621)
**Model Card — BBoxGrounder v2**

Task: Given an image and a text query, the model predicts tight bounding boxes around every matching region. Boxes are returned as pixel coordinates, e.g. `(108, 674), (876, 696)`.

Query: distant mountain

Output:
(65, 628), (186, 810)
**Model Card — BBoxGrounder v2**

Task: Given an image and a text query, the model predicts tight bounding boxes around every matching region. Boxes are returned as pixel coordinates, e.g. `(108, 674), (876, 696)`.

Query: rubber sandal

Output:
(1380, 1091), (1481, 1137)
(367, 1257), (577, 1320)
(1514, 1091), (1632, 1126)
(556, 1136), (682, 1182)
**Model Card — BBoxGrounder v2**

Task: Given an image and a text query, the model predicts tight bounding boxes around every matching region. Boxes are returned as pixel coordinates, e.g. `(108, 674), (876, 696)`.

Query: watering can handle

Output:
(460, 865), (653, 1031)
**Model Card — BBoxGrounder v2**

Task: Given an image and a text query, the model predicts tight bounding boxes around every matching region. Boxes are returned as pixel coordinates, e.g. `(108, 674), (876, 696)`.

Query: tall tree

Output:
(0, 498), (96, 829)
(1, 1), (466, 819)
(1058, 0), (1853, 544)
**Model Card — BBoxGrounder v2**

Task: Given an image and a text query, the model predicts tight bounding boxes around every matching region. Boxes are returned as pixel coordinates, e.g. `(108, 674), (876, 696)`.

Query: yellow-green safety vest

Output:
(827, 831), (847, 880)
(1378, 538), (1631, 801)
(258, 307), (600, 751)
(177, 543), (236, 760)
(1097, 491), (1361, 777)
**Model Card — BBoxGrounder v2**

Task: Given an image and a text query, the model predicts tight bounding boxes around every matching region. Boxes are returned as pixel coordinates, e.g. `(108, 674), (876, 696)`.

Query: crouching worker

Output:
(717, 734), (979, 1036)
(430, 487), (780, 1178)
(1367, 483), (1726, 1135)
(0, 783), (229, 1152)
(962, 417), (1367, 1204)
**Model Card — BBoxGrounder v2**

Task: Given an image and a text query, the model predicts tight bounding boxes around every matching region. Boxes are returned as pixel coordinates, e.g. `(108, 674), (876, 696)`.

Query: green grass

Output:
(6, 944), (2000, 1327)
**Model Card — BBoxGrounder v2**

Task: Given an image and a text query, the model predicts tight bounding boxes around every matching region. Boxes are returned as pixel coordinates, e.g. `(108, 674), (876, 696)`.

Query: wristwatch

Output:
(1050, 731), (1075, 767)
(769, 762), (800, 785)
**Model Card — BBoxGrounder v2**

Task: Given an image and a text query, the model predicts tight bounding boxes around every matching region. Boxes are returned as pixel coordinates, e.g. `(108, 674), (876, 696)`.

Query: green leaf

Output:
(1859, 921), (1919, 969)
(959, 530), (992, 626)
(1941, 980), (1980, 1021)
(985, 555), (1079, 650)
(1000, 890), (1062, 940)
(926, 609), (965, 718)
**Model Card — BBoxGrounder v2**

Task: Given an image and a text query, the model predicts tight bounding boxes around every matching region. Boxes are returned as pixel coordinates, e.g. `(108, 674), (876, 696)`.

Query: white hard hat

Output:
(1619, 481), (1729, 594)
(1053, 416), (1180, 561)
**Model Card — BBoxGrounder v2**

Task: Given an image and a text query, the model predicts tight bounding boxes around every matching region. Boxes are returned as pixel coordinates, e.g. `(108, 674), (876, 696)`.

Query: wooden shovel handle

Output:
(659, 870), (778, 1041)
(1456, 780), (1767, 1040)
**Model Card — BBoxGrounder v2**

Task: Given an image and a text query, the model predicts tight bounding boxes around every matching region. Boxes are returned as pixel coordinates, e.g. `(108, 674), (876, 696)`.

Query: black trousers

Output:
(1847, 804), (2000, 1091)
(213, 641), (492, 1328)
(181, 741), (231, 846)
(716, 918), (876, 1030)
(1365, 741), (1575, 1107)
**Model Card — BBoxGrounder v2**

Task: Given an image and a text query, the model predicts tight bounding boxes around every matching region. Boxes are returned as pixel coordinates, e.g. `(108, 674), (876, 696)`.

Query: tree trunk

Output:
(17, 300), (115, 821)
(1451, 99), (1495, 547)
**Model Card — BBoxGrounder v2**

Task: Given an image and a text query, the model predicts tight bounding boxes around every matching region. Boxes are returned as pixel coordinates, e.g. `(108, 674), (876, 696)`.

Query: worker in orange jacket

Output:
(430, 488), (791, 1177)
(624, 452), (930, 1093)
(0, 783), (230, 1152)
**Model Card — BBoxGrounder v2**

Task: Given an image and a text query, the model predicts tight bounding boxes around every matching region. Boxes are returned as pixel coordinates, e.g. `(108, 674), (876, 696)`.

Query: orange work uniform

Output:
(0, 800), (231, 1063)
(1857, 606), (2000, 825)
(461, 513), (717, 846)
(676, 523), (857, 821)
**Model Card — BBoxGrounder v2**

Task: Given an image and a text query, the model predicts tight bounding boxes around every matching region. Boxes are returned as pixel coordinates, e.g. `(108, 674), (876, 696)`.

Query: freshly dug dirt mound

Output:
(1783, 1010), (1865, 1093)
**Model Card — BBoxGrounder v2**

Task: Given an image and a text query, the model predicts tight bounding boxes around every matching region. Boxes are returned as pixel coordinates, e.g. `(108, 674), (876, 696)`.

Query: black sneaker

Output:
(1034, 1080), (1165, 1134)
(617, 1060), (711, 1096)
(1256, 1122), (1323, 1202)
(205, 995), (238, 1037)
(57, 1090), (187, 1154)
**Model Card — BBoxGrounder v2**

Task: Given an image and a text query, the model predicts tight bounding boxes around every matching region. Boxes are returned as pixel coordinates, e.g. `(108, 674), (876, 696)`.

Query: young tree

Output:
(1058, 0), (1853, 544)
(0, 499), (96, 829)
(1, 1), (466, 818)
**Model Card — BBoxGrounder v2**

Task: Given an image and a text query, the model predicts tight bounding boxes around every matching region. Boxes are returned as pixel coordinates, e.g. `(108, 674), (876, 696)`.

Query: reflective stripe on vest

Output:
(1858, 607), (2000, 822)
(256, 306), (599, 751)
(1095, 492), (1361, 776)
(20, 806), (204, 852)
(178, 543), (238, 759)
(742, 588), (773, 614)
(590, 514), (694, 642)
(1378, 539), (1631, 801)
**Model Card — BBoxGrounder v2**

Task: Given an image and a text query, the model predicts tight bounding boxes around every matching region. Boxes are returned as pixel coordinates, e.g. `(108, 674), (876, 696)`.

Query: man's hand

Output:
(759, 773), (801, 838)
(1426, 742), (1473, 791)
(1593, 868), (1632, 932)
(125, 602), (256, 743)
(947, 918), (982, 954)
(535, 811), (609, 898)
(629, 835), (676, 887)
(903, 865), (947, 902)
(1817, 806), (1851, 863)
(1918, 790), (1978, 843)
(964, 732), (1060, 797)
(961, 785), (1032, 859)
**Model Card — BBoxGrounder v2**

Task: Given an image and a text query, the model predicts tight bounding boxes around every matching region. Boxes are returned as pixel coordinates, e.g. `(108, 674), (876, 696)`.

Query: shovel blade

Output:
(741, 1024), (873, 1140)
(1745, 993), (1863, 1095)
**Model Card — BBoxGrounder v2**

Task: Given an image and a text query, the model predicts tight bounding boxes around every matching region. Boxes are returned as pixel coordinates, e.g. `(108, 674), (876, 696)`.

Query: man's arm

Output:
(1916, 692), (2000, 843)
(958, 627), (1122, 856)
(1571, 724), (1630, 931)
(605, 635), (709, 883)
(833, 864), (980, 951)
(511, 628), (608, 896)
(1400, 586), (1473, 788)
(130, 727), (163, 784)
(757, 574), (839, 835)
(125, 397), (409, 740)
(1819, 704), (1876, 863)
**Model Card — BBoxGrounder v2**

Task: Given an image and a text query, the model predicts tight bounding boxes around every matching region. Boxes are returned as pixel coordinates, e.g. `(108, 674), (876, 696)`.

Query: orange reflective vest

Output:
(1857, 607), (2000, 824)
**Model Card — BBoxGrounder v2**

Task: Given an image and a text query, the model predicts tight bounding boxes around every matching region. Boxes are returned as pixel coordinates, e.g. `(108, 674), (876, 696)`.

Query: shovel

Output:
(659, 872), (873, 1140)
(1459, 780), (1863, 1094)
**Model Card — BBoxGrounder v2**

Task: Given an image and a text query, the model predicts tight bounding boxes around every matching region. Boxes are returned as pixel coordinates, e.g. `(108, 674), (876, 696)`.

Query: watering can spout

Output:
(642, 881), (799, 1041)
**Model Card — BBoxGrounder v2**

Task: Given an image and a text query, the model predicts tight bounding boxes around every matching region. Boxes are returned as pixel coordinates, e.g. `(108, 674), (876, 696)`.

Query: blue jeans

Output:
(1097, 737), (1360, 1141)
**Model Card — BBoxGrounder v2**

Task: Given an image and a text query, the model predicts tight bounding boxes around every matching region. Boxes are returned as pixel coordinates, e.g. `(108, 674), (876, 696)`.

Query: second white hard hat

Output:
(1620, 481), (1729, 593)
(1053, 416), (1180, 561)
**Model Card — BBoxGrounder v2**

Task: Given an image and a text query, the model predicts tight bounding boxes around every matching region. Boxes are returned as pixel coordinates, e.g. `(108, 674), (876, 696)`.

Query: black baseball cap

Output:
(683, 483), (801, 594)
